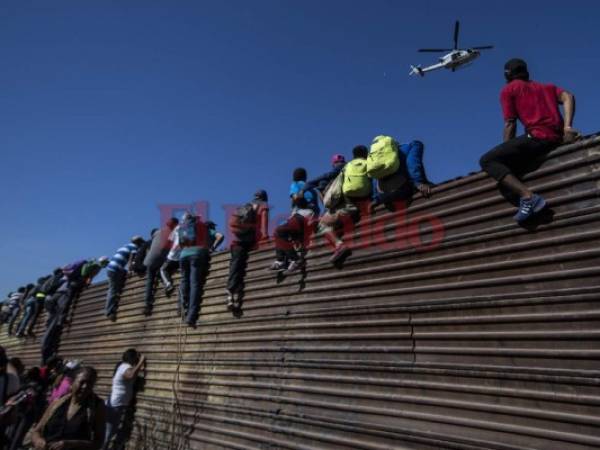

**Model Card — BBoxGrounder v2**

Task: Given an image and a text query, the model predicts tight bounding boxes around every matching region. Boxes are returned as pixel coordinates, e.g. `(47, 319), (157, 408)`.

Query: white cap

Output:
(64, 360), (81, 370)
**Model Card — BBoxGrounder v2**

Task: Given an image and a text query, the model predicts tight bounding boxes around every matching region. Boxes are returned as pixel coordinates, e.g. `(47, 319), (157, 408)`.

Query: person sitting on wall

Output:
(302, 154), (347, 196)
(479, 58), (580, 223)
(319, 145), (373, 265)
(370, 139), (433, 213)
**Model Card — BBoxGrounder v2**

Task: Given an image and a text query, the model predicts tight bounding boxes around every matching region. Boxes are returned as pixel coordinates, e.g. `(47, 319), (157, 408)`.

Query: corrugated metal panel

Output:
(2, 135), (600, 449)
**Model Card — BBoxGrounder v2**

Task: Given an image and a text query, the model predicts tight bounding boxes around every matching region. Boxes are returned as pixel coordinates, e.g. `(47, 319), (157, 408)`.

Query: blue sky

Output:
(1, 0), (599, 292)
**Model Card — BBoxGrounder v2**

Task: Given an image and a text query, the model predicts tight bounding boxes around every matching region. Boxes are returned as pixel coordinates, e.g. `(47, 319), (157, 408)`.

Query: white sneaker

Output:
(283, 259), (303, 275)
(226, 290), (234, 309)
(268, 260), (287, 271)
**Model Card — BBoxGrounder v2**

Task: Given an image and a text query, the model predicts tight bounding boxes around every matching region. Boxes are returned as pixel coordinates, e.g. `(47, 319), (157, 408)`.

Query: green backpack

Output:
(367, 135), (400, 179)
(342, 159), (371, 198)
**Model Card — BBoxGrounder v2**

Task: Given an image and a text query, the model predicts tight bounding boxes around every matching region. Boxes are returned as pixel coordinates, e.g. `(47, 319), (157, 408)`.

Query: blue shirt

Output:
(107, 243), (139, 273)
(289, 181), (320, 215)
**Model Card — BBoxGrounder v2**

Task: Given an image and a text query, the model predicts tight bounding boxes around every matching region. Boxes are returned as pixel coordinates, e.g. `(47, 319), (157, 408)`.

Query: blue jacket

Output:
(399, 140), (428, 186)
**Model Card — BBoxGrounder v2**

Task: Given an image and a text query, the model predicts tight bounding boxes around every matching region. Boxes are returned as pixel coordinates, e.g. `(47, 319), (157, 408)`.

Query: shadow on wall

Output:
(130, 329), (205, 450)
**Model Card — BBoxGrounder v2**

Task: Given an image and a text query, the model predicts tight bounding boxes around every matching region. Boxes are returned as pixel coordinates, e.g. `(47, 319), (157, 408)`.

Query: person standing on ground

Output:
(0, 347), (21, 448)
(31, 366), (106, 450)
(103, 349), (145, 450)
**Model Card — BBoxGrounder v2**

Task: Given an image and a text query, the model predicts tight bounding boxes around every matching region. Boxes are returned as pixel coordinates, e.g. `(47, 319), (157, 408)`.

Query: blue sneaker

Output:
(514, 194), (546, 222)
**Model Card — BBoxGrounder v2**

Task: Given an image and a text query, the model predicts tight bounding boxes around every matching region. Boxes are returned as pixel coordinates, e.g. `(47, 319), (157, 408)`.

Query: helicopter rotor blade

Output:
(418, 48), (452, 52)
(454, 20), (460, 50)
(471, 45), (494, 50)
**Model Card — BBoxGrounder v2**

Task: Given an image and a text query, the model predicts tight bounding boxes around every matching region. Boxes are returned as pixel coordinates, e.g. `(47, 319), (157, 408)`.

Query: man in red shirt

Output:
(480, 58), (579, 222)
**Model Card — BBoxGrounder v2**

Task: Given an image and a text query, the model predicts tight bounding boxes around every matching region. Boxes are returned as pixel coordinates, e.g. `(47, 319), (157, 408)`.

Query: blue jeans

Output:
(179, 251), (209, 324)
(105, 270), (127, 316)
(15, 297), (37, 336)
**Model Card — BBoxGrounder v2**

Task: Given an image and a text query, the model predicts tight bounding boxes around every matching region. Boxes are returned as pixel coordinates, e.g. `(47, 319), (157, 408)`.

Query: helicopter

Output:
(409, 21), (493, 77)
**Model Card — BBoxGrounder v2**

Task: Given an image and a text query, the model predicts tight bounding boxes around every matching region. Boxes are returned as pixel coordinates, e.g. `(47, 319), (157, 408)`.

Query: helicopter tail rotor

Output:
(409, 65), (425, 77)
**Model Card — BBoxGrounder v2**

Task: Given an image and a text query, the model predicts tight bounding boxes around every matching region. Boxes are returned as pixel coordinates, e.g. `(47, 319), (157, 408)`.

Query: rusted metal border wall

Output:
(2, 136), (600, 449)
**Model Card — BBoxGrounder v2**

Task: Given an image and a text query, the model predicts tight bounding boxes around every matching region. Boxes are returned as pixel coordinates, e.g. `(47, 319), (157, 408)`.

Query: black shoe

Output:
(165, 284), (175, 297)
(107, 313), (117, 322)
(143, 307), (153, 317)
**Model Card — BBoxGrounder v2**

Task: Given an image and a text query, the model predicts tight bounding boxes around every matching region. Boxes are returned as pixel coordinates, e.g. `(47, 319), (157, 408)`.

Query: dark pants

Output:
(227, 241), (254, 294)
(179, 251), (209, 324)
(160, 259), (179, 288)
(275, 214), (313, 263)
(8, 403), (42, 450)
(479, 135), (556, 182)
(103, 403), (130, 450)
(41, 290), (71, 363)
(105, 270), (127, 316)
(143, 263), (162, 309)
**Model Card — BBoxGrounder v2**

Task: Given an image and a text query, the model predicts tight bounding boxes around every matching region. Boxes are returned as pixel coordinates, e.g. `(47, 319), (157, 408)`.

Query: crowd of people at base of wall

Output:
(0, 345), (145, 450)
(0, 57), (581, 414)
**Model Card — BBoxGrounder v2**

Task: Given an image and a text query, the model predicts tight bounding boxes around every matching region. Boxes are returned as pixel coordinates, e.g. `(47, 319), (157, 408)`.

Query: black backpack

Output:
(230, 203), (257, 240)
(41, 273), (64, 296)
(130, 241), (150, 275)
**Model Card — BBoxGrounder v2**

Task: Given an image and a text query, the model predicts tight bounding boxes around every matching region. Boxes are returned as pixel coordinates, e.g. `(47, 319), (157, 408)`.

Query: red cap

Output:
(331, 154), (345, 165)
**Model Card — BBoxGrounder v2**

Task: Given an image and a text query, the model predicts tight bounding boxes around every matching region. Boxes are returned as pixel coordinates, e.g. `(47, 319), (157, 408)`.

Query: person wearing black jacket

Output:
(302, 154), (346, 194)
(4, 367), (45, 450)
(226, 190), (269, 309)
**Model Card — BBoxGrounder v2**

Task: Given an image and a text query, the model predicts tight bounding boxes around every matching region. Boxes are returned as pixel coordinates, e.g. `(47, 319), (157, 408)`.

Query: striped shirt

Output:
(107, 243), (139, 273)
(7, 292), (24, 309)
